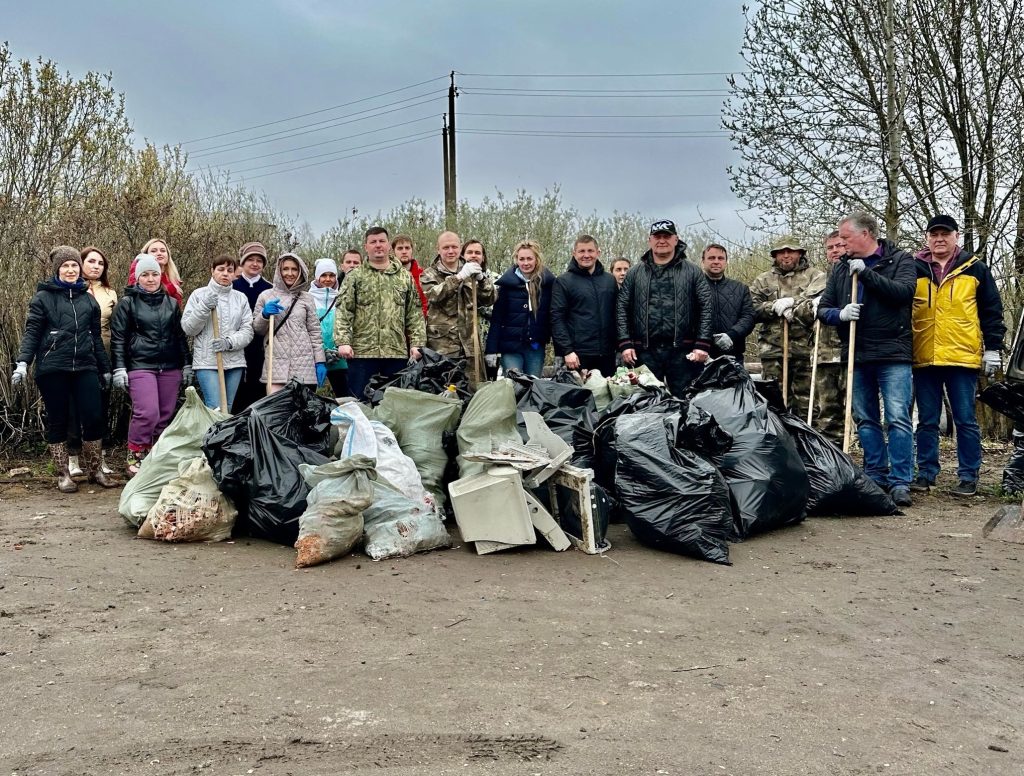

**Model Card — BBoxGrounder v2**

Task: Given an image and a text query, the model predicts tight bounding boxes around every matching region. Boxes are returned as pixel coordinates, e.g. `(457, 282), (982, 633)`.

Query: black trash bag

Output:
(365, 348), (470, 405)
(775, 411), (897, 516)
(551, 366), (584, 386)
(686, 357), (809, 540)
(676, 403), (733, 457)
(1004, 432), (1024, 494)
(203, 379), (334, 490)
(508, 369), (596, 446)
(615, 413), (732, 564)
(980, 381), (1024, 426)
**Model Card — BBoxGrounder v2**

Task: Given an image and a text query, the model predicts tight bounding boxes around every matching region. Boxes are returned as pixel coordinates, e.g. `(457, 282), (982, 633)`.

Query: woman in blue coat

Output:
(485, 240), (555, 376)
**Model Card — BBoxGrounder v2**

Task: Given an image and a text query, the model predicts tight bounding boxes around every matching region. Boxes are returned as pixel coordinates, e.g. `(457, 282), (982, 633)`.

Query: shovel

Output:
(807, 319), (821, 425)
(266, 314), (275, 396)
(781, 317), (789, 408)
(842, 272), (859, 453)
(211, 309), (229, 413)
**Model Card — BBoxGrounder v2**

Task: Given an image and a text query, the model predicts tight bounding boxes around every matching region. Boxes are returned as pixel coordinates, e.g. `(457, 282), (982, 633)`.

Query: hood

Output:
(272, 252), (310, 294)
(772, 254), (810, 275)
(38, 277), (88, 294)
(567, 257), (606, 277)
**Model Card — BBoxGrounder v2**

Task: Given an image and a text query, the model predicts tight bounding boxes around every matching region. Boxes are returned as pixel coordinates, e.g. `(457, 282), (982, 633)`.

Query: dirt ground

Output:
(1, 463), (1023, 776)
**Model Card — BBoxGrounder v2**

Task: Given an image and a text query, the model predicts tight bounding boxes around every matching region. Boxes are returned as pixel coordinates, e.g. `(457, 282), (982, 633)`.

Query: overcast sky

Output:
(5, 0), (753, 239)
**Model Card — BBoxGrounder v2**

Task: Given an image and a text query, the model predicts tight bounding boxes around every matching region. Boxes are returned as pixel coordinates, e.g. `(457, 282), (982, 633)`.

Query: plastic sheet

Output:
(687, 358), (809, 540)
(295, 456), (376, 567)
(508, 370), (596, 446)
(980, 381), (1024, 426)
(365, 347), (470, 405)
(456, 380), (521, 477)
(615, 413), (732, 564)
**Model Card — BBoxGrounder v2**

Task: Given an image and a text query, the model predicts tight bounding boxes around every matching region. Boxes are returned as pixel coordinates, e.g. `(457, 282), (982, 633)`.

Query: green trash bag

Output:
(456, 380), (521, 477)
(118, 387), (230, 527)
(375, 387), (462, 507)
(295, 455), (376, 568)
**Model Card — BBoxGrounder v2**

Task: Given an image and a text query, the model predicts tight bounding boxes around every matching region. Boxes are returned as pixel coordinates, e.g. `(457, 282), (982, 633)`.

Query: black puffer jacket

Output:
(17, 279), (110, 377)
(616, 244), (713, 352)
(110, 285), (191, 371)
(817, 239), (916, 363)
(485, 266), (555, 354)
(706, 275), (755, 358)
(550, 258), (618, 357)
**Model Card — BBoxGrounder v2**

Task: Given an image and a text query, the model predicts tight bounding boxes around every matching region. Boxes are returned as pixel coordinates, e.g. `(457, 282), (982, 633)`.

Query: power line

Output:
(459, 128), (729, 138)
(459, 86), (731, 93)
(189, 92), (445, 157)
(456, 71), (740, 77)
(224, 130), (438, 176)
(460, 111), (721, 118)
(236, 134), (435, 182)
(180, 75), (448, 145)
(194, 115), (439, 169)
(460, 89), (732, 98)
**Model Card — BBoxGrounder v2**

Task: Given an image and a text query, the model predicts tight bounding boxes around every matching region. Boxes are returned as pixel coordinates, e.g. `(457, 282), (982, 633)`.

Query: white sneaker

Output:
(68, 455), (84, 479)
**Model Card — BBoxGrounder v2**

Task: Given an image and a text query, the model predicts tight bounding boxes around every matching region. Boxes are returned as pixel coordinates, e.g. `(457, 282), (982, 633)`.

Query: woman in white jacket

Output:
(181, 254), (255, 410)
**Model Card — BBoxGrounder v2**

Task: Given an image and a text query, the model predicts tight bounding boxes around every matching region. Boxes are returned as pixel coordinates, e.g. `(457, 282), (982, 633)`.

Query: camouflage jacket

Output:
(817, 263), (843, 363)
(420, 256), (497, 358)
(749, 257), (827, 360)
(334, 258), (426, 358)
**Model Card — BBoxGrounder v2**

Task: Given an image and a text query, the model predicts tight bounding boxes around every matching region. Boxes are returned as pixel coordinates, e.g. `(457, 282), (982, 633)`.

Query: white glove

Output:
(11, 361), (28, 387)
(983, 350), (1001, 376)
(812, 296), (821, 315)
(848, 258), (866, 275)
(457, 261), (482, 280)
(210, 337), (231, 352)
(206, 294), (221, 310)
(839, 303), (862, 322)
(772, 297), (795, 317)
(485, 354), (498, 368)
(783, 307), (795, 322)
(113, 368), (129, 391)
(713, 333), (733, 351)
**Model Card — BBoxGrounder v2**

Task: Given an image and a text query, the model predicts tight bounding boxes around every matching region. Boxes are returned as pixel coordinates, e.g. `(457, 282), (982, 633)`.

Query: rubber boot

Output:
(82, 440), (119, 488)
(67, 454), (85, 479)
(49, 443), (78, 493)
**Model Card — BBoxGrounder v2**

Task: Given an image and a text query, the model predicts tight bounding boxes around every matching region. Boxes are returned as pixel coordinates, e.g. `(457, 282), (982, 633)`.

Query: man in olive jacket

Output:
(617, 220), (713, 396)
(335, 226), (426, 400)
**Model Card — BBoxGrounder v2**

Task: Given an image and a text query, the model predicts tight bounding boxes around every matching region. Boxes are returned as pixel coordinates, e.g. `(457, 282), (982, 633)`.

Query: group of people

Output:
(12, 212), (1009, 508)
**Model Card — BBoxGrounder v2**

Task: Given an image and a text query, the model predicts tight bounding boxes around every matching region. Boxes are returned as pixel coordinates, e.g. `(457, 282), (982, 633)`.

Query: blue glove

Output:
(262, 298), (284, 318)
(315, 362), (327, 386)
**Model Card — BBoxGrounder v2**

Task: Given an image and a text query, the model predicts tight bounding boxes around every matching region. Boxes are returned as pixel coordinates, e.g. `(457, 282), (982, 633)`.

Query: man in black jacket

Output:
(700, 243), (754, 363)
(231, 241), (273, 412)
(817, 211), (917, 506)
(551, 235), (619, 377)
(617, 220), (713, 396)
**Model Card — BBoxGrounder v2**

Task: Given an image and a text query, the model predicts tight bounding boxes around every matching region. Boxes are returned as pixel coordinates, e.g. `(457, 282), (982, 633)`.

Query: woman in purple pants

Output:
(110, 255), (192, 475)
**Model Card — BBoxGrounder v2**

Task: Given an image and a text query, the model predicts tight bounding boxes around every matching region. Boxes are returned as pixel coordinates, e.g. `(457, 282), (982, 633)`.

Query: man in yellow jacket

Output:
(911, 214), (1005, 496)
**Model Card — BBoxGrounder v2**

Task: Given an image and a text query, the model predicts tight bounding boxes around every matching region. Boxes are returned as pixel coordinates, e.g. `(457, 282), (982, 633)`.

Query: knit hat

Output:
(239, 241), (268, 265)
(50, 245), (82, 275)
(134, 254), (161, 278)
(314, 258), (338, 283)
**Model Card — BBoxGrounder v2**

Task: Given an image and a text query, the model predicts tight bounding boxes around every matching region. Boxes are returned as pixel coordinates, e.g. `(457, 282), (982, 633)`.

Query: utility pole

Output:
(442, 115), (452, 228)
(447, 71), (458, 226)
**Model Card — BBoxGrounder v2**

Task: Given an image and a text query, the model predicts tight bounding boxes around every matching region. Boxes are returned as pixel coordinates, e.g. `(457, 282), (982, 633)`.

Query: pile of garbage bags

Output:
(122, 356), (900, 569)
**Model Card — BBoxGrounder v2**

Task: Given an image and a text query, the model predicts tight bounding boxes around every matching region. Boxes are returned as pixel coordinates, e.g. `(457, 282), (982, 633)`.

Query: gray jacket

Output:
(181, 280), (255, 370)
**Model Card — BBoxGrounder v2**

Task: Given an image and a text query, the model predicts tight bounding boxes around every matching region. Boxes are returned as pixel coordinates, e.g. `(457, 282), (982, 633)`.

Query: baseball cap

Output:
(926, 214), (959, 233)
(650, 219), (678, 236)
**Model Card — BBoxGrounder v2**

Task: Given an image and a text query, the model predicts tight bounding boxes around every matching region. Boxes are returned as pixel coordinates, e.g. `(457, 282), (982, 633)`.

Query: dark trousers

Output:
(327, 369), (351, 400)
(67, 381), (112, 451)
(637, 347), (703, 397)
(346, 358), (406, 402)
(36, 371), (104, 444)
(232, 344), (266, 413)
(578, 354), (617, 378)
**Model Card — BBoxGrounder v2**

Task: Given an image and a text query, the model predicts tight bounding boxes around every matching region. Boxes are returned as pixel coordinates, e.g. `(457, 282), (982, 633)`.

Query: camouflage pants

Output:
(762, 356), (812, 419)
(814, 362), (847, 444)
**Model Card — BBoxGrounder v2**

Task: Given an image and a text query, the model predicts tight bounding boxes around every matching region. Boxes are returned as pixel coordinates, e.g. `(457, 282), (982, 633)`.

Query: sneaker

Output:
(890, 486), (913, 507)
(909, 476), (933, 493)
(951, 480), (977, 497)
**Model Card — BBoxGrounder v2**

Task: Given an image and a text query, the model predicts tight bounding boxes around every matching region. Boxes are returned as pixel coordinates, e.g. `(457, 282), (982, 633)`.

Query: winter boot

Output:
(82, 440), (119, 488)
(100, 450), (115, 476)
(67, 454), (85, 479)
(49, 443), (79, 493)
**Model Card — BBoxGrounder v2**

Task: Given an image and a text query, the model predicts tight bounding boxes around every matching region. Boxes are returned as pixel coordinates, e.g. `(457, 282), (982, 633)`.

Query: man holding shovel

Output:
(750, 236), (825, 417)
(818, 211), (917, 507)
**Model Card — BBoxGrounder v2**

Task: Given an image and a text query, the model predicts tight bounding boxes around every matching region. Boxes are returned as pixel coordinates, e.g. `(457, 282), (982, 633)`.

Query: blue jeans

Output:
(501, 349), (545, 377)
(347, 357), (406, 402)
(195, 367), (244, 411)
(852, 362), (914, 489)
(914, 366), (981, 483)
